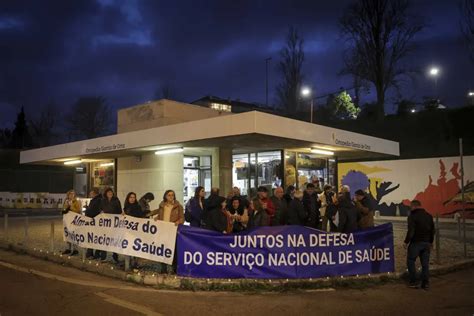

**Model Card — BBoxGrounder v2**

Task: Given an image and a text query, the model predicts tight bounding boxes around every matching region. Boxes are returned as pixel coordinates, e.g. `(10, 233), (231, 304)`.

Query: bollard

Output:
(24, 216), (29, 245)
(124, 256), (131, 271)
(435, 213), (440, 264)
(3, 213), (8, 241)
(50, 222), (55, 252)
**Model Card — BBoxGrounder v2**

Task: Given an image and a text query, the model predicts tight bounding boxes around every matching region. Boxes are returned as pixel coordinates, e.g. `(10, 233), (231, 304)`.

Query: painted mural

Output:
(338, 156), (474, 218)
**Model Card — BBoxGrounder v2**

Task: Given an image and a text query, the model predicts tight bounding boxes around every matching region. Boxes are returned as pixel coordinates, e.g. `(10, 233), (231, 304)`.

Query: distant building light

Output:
(468, 91), (474, 97)
(410, 109), (416, 113)
(210, 102), (232, 112)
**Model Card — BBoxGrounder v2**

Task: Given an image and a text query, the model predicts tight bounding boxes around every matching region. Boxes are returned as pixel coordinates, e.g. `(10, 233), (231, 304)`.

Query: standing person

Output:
(185, 186), (205, 227)
(138, 192), (154, 216)
(85, 187), (102, 259)
(354, 189), (374, 229)
(247, 199), (270, 228)
(326, 192), (339, 232)
(252, 186), (275, 225)
(99, 188), (122, 263)
(226, 186), (250, 210)
(227, 196), (249, 232)
(202, 187), (220, 228)
(287, 190), (307, 226)
(337, 185), (359, 233)
(208, 196), (233, 233)
(303, 183), (321, 229)
(123, 192), (144, 218)
(62, 190), (82, 255)
(318, 185), (334, 232)
(152, 190), (184, 273)
(283, 185), (296, 206)
(270, 187), (288, 225)
(404, 200), (435, 290)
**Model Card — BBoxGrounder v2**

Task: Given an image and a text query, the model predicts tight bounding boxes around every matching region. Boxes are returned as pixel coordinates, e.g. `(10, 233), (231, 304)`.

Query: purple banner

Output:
(177, 223), (395, 279)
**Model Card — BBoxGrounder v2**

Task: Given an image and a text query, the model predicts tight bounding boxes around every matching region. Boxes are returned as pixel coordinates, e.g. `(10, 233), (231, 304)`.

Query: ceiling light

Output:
(64, 159), (82, 165)
(310, 148), (334, 156)
(100, 162), (114, 167)
(154, 147), (184, 155)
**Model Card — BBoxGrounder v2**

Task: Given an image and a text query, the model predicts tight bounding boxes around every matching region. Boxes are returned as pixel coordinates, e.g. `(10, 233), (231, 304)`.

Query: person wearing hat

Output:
(253, 185), (275, 226)
(354, 189), (374, 229)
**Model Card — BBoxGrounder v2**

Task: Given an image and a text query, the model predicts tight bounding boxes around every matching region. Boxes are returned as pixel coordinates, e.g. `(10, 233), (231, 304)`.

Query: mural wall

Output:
(338, 156), (474, 217)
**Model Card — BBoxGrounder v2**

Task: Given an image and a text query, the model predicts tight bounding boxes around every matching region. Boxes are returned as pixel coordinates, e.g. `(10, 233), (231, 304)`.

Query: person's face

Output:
(290, 189), (296, 197)
(199, 188), (205, 198)
(355, 195), (363, 201)
(106, 191), (113, 199)
(307, 188), (314, 195)
(275, 188), (284, 199)
(89, 191), (96, 198)
(232, 200), (240, 209)
(249, 200), (254, 209)
(166, 191), (175, 203)
(221, 200), (227, 210)
(69, 192), (75, 199)
(258, 191), (267, 199)
(233, 187), (240, 196)
(128, 194), (136, 204)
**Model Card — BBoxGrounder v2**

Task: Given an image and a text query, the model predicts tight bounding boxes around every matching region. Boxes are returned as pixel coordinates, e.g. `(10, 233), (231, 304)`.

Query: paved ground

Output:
(0, 250), (474, 316)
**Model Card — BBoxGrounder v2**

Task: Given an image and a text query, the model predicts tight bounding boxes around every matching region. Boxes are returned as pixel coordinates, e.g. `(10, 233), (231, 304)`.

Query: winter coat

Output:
(253, 197), (275, 224)
(303, 191), (321, 228)
(202, 194), (222, 227)
(85, 194), (101, 218)
(124, 202), (145, 218)
(187, 197), (204, 227)
(138, 197), (151, 216)
(287, 198), (307, 226)
(101, 196), (122, 214)
(355, 196), (374, 229)
(337, 194), (359, 233)
(270, 196), (288, 225)
(208, 208), (233, 233)
(247, 208), (270, 228)
(404, 208), (435, 244)
(152, 201), (184, 225)
(63, 198), (82, 214)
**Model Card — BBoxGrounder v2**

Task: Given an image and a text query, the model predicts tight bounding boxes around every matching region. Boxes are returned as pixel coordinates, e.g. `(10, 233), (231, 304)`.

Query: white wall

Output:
(117, 152), (184, 210)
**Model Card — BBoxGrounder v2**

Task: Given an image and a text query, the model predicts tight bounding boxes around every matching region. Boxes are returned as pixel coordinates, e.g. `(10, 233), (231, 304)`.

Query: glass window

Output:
(328, 158), (336, 188)
(232, 154), (250, 196)
(297, 153), (327, 189)
(210, 103), (232, 112)
(90, 160), (115, 193)
(257, 151), (282, 191)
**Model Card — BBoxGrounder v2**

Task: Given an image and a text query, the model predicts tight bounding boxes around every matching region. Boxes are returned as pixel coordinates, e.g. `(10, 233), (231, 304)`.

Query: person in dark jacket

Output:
(404, 200), (435, 290)
(227, 196), (249, 232)
(203, 187), (220, 228)
(138, 192), (154, 217)
(247, 199), (270, 228)
(185, 186), (205, 227)
(123, 192), (144, 218)
(337, 186), (359, 233)
(207, 196), (232, 233)
(303, 183), (321, 229)
(283, 185), (296, 206)
(252, 186), (275, 225)
(287, 190), (307, 225)
(85, 187), (102, 259)
(270, 187), (288, 225)
(354, 189), (374, 229)
(226, 186), (250, 210)
(99, 188), (121, 262)
(101, 188), (122, 214)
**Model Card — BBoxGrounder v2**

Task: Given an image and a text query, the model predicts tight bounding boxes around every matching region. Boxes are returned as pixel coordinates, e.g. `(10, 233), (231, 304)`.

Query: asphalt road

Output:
(0, 250), (473, 316)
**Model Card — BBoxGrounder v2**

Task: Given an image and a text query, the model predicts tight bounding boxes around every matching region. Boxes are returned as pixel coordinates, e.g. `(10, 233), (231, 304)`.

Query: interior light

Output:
(64, 159), (82, 165)
(154, 147), (184, 155)
(100, 162), (114, 167)
(310, 148), (334, 156)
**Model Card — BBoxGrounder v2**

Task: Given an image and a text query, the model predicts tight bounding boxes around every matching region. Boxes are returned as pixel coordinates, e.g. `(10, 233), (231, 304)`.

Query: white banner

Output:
(63, 213), (178, 265)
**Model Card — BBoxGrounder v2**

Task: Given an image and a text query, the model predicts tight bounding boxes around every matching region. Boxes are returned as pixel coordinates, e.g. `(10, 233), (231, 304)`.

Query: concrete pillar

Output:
(218, 148), (233, 197)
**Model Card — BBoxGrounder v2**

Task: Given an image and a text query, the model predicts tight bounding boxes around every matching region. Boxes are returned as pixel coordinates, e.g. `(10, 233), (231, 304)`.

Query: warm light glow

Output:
(99, 162), (114, 167)
(468, 91), (474, 97)
(429, 67), (439, 76)
(64, 159), (82, 165)
(410, 109), (416, 113)
(210, 102), (232, 112)
(154, 147), (184, 155)
(310, 148), (334, 156)
(301, 87), (311, 97)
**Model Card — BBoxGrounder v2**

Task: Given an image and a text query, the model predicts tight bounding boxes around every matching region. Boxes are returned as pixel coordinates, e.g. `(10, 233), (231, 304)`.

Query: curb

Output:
(1, 240), (473, 292)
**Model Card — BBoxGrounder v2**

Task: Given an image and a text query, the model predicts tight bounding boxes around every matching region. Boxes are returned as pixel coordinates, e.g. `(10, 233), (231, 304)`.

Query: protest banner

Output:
(177, 223), (395, 279)
(63, 212), (177, 264)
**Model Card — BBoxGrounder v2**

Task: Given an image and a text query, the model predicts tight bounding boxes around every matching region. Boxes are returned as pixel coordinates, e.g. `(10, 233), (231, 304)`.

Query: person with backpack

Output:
(185, 186), (205, 227)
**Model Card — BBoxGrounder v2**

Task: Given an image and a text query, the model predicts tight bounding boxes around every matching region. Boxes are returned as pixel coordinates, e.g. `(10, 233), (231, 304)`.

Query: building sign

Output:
(85, 143), (126, 154)
(0, 192), (64, 209)
(177, 224), (394, 279)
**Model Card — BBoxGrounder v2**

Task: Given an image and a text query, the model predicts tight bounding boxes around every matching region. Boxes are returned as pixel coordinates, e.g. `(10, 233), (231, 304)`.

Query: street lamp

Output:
(428, 66), (440, 97)
(468, 91), (474, 97)
(300, 86), (313, 123)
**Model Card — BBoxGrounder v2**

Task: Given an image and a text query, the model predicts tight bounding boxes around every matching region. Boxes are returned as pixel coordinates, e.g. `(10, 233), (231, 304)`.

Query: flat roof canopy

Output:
(20, 111), (399, 164)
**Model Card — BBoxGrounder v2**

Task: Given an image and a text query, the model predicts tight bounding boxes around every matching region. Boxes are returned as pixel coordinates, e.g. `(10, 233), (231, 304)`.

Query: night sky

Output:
(1, 0), (472, 129)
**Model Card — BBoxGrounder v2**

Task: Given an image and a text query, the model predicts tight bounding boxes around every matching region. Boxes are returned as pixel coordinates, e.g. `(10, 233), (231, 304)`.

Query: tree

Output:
(396, 99), (416, 115)
(276, 26), (305, 115)
(9, 107), (33, 148)
(460, 0), (474, 63)
(0, 128), (12, 148)
(29, 102), (60, 147)
(340, 0), (424, 119)
(327, 91), (360, 119)
(67, 97), (113, 140)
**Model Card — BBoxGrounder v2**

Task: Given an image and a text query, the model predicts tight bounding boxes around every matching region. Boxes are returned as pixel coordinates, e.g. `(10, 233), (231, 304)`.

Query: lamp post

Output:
(301, 86), (313, 123)
(428, 67), (440, 97)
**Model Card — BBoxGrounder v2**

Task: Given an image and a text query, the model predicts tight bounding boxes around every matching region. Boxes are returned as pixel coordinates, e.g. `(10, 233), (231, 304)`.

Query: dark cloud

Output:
(0, 0), (472, 128)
